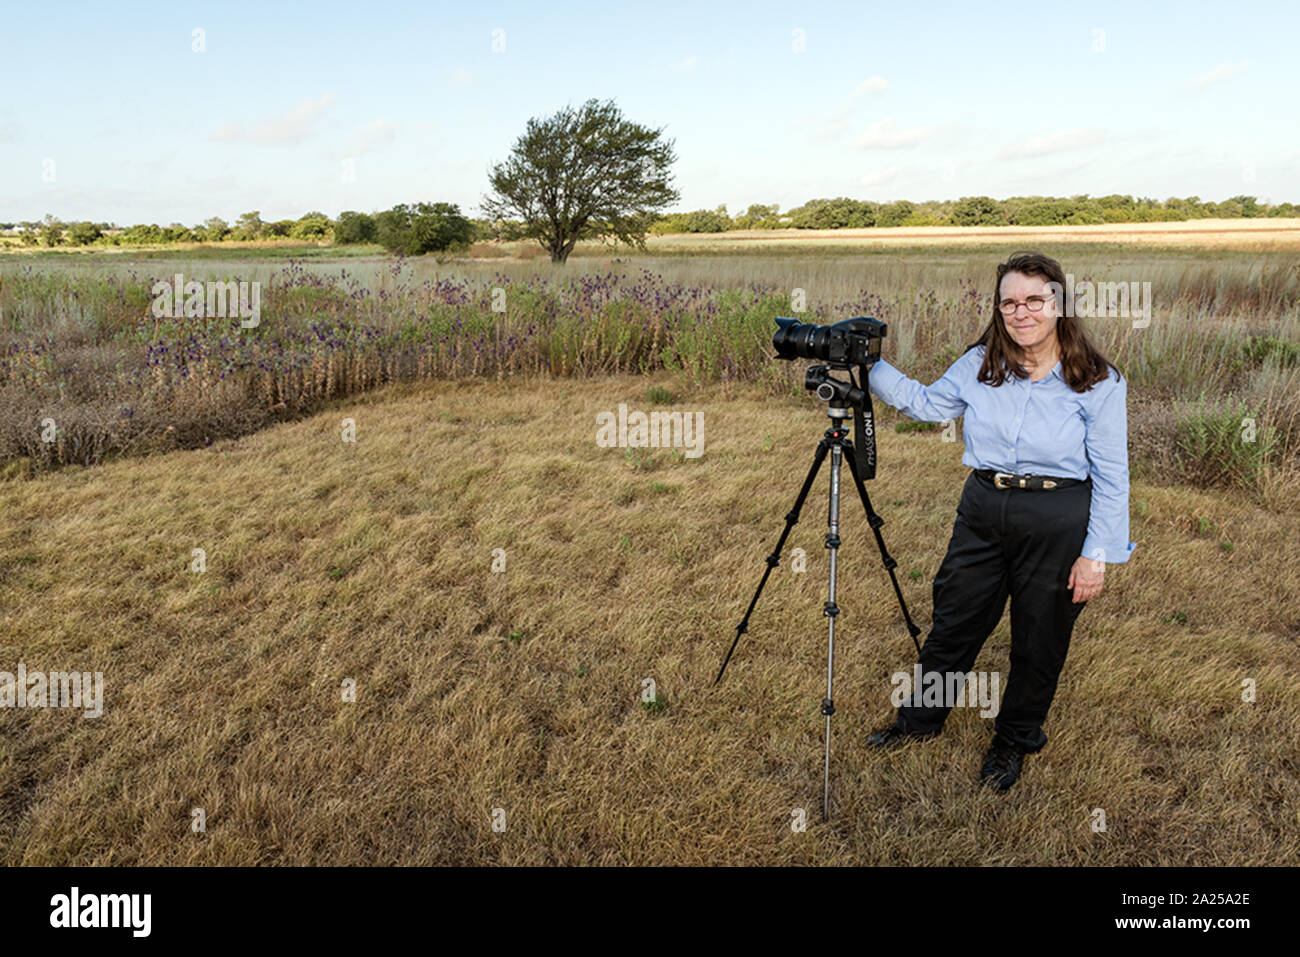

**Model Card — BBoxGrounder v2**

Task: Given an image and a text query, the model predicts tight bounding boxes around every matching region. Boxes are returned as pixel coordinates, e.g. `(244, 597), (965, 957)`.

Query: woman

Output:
(864, 250), (1135, 792)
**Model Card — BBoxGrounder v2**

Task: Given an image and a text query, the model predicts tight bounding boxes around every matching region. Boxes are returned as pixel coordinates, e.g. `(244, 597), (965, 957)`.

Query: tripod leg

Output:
(843, 445), (925, 658)
(713, 437), (831, 687)
(823, 441), (844, 822)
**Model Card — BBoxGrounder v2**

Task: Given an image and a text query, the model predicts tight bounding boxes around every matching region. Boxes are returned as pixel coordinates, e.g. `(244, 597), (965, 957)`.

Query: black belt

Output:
(974, 469), (1089, 491)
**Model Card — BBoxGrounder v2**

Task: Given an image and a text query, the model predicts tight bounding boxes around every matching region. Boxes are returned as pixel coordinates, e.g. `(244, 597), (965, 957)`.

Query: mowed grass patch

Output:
(0, 374), (1297, 864)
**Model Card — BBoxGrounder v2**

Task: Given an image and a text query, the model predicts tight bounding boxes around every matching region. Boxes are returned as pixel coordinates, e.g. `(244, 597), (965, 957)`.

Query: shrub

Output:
(65, 222), (103, 245)
(1013, 201), (1074, 226)
(787, 197), (877, 229)
(291, 212), (332, 240)
(334, 211), (377, 244)
(1173, 395), (1280, 490)
(876, 201), (914, 228)
(123, 224), (165, 244)
(374, 203), (473, 255)
(650, 208), (731, 234)
(949, 196), (1006, 226)
(201, 217), (229, 242)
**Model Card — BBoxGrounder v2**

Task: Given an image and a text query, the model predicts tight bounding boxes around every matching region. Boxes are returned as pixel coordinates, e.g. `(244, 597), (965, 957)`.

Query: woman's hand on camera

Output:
(1067, 555), (1104, 603)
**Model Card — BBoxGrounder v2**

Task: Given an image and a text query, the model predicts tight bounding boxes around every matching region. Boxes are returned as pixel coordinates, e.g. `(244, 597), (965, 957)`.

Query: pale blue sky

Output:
(2, 0), (1295, 224)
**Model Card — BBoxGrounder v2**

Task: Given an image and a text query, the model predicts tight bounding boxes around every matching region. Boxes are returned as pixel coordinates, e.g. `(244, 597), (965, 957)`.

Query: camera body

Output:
(772, 316), (887, 369)
(770, 316), (884, 480)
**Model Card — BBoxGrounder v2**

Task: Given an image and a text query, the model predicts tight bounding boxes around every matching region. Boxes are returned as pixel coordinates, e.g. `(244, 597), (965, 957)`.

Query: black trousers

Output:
(894, 470), (1091, 752)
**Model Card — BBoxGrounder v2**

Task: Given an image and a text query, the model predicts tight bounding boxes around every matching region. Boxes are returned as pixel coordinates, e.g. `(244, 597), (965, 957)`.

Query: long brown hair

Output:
(964, 251), (1121, 392)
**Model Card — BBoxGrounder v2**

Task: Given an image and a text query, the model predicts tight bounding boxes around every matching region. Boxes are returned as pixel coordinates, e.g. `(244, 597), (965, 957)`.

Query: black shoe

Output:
(866, 722), (939, 750)
(980, 735), (1025, 791)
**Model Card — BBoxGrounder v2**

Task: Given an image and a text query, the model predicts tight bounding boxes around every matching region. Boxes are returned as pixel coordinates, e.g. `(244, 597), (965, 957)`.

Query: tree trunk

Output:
(549, 238), (577, 264)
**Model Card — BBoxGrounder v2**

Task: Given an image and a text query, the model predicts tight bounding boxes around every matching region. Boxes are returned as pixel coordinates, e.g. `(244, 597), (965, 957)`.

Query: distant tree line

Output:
(1, 211), (340, 248)
(6, 193), (1295, 253)
(626, 194), (1297, 234)
(4, 204), (474, 256)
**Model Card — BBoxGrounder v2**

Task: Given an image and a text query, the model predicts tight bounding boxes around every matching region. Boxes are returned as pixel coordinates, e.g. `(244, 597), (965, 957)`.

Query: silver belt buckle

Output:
(993, 471), (1014, 490)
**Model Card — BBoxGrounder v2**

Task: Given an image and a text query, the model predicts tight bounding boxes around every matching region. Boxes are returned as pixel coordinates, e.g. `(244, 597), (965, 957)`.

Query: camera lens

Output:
(773, 317), (830, 360)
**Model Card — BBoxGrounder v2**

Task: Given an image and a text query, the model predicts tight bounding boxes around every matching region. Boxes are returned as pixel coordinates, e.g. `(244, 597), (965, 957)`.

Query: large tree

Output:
(482, 98), (678, 263)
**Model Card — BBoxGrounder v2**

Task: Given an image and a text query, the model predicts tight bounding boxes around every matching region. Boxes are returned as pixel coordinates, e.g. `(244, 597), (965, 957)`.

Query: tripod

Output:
(714, 391), (924, 822)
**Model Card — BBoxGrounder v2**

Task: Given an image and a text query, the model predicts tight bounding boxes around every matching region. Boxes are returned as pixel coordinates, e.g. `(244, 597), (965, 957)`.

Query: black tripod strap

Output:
(854, 364), (877, 480)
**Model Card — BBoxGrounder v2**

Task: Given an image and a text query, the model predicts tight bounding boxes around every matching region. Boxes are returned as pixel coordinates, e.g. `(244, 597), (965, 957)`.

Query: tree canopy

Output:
(482, 98), (679, 263)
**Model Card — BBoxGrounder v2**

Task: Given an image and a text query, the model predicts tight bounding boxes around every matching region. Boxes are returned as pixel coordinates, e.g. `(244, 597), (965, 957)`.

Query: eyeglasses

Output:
(998, 295), (1055, 316)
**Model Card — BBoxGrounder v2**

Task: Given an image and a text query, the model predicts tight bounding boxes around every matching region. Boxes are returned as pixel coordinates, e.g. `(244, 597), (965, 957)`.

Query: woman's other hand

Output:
(1067, 555), (1104, 602)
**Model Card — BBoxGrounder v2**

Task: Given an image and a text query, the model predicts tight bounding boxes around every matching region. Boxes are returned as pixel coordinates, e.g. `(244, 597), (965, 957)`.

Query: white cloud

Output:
(211, 93), (338, 146)
(1186, 60), (1254, 91)
(860, 166), (901, 187)
(450, 68), (473, 88)
(996, 128), (1102, 160)
(671, 55), (699, 72)
(853, 117), (937, 149)
(191, 173), (238, 191)
(812, 117), (851, 141)
(851, 76), (888, 98)
(814, 76), (889, 139)
(0, 122), (16, 143)
(350, 119), (397, 155)
(1007, 156), (1096, 185)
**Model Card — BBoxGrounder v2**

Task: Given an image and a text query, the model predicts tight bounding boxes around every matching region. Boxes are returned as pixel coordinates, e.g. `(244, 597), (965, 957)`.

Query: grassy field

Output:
(7, 216), (1298, 257)
(1, 227), (1298, 864)
(4, 243), (1299, 490)
(0, 374), (1296, 864)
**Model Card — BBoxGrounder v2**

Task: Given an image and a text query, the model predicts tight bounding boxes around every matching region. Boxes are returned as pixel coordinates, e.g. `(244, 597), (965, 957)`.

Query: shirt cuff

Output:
(1079, 540), (1136, 565)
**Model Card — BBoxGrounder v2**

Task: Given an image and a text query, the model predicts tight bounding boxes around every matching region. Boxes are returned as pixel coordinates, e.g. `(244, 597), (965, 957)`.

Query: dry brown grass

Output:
(1, 374), (1297, 865)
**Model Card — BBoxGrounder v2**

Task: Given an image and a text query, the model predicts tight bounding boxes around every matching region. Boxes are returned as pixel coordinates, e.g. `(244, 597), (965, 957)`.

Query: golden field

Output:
(1, 372), (1296, 864)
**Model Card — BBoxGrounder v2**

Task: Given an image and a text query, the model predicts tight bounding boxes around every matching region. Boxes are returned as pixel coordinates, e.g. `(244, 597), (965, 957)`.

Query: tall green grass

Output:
(1, 250), (1297, 495)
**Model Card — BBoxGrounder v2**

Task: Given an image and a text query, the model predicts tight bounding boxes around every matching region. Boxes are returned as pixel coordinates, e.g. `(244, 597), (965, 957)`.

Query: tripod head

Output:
(803, 364), (877, 479)
(806, 364), (864, 417)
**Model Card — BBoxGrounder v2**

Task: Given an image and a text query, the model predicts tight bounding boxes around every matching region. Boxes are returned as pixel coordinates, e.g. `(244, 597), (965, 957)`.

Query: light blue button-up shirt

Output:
(867, 343), (1136, 564)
